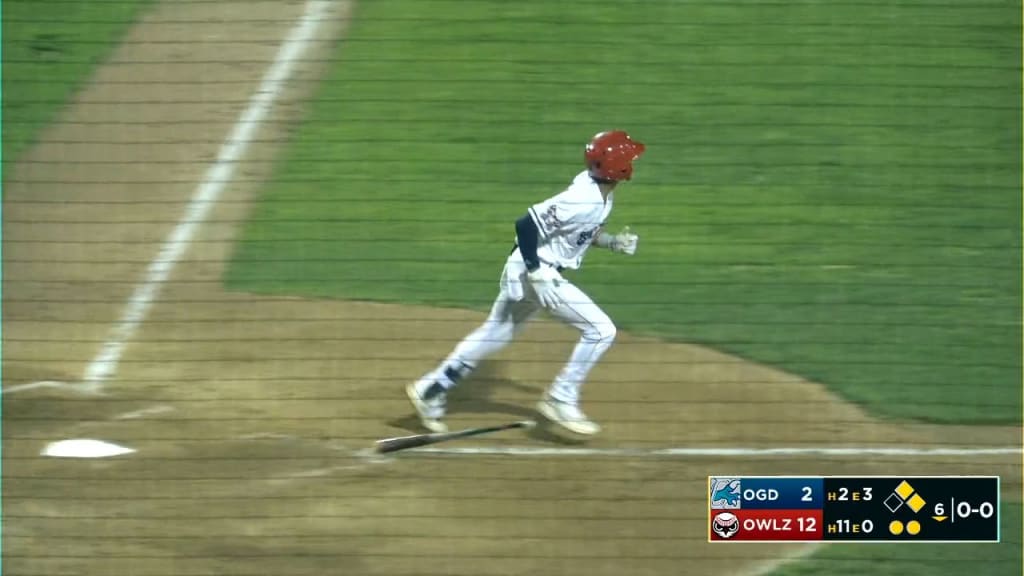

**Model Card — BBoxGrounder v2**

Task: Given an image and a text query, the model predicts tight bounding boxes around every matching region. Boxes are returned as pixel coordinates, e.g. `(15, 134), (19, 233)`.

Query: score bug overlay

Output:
(708, 476), (999, 543)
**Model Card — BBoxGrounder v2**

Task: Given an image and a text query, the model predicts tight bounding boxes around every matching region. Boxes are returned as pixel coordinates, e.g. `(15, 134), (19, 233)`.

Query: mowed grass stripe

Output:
(1, 0), (155, 162)
(226, 0), (1021, 425)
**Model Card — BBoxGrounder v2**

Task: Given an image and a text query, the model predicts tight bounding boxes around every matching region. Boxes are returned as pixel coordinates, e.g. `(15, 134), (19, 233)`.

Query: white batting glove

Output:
(615, 226), (639, 255)
(527, 267), (565, 310)
(598, 226), (639, 255)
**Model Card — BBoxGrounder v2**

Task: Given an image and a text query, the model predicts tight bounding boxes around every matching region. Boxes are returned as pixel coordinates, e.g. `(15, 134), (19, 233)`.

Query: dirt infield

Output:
(3, 1), (1020, 575)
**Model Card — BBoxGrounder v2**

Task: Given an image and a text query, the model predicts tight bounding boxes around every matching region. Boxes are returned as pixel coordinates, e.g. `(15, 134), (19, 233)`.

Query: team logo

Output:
(711, 512), (740, 539)
(710, 477), (742, 509)
(576, 227), (597, 246)
(540, 205), (562, 229)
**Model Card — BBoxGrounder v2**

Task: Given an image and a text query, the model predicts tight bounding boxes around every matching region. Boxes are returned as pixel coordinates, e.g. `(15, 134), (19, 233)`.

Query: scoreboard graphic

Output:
(708, 476), (1000, 543)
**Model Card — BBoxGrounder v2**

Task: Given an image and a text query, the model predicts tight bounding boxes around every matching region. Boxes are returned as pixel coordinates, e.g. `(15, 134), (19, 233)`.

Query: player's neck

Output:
(599, 181), (617, 201)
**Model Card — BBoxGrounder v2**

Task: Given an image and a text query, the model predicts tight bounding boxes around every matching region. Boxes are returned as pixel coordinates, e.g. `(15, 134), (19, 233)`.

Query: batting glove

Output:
(598, 226), (639, 255)
(527, 267), (565, 310)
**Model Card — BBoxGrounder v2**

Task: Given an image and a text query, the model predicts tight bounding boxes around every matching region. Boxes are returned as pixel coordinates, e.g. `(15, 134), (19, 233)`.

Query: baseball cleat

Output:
(537, 396), (601, 436)
(406, 379), (448, 433)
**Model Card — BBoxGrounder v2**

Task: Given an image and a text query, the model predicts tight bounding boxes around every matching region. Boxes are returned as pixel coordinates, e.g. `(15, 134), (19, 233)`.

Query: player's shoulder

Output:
(567, 170), (601, 194)
(552, 171), (602, 203)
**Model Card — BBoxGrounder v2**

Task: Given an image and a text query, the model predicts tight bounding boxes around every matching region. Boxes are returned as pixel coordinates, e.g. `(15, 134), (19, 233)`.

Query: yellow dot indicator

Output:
(889, 520), (905, 535)
(907, 520), (921, 535)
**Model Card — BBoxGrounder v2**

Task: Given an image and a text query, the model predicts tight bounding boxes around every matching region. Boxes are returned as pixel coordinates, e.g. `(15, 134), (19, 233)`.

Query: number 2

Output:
(802, 486), (813, 502)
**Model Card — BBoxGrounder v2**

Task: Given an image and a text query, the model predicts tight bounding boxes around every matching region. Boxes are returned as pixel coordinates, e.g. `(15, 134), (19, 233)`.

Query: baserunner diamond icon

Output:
(884, 493), (904, 513)
(907, 493), (926, 513)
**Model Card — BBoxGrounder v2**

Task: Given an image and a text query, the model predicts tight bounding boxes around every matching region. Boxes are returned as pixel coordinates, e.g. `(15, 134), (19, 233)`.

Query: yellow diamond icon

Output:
(907, 493), (926, 513)
(895, 481), (915, 500)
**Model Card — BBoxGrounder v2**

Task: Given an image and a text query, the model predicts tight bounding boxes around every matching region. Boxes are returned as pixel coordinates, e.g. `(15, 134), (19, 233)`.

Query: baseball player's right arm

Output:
(515, 214), (542, 272)
(515, 213), (563, 309)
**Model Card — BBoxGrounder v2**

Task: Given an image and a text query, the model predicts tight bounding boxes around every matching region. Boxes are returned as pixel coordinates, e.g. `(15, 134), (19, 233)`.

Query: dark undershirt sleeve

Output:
(515, 213), (541, 272)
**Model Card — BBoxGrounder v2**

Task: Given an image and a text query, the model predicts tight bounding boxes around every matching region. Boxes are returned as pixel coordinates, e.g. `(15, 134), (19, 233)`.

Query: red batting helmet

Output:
(584, 130), (646, 181)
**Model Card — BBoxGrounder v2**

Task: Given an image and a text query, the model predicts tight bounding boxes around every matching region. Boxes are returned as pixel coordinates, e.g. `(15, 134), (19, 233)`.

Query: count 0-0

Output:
(940, 499), (995, 522)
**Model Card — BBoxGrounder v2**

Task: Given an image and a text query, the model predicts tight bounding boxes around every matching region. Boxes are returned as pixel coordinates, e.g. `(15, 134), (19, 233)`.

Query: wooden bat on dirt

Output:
(374, 420), (536, 454)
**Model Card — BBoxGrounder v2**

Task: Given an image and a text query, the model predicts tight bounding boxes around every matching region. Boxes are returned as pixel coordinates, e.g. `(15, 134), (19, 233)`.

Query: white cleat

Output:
(537, 396), (601, 436)
(406, 380), (448, 433)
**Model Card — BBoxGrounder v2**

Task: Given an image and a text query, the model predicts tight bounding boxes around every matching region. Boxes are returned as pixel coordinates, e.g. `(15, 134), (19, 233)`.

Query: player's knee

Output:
(584, 320), (616, 343)
(603, 322), (617, 342)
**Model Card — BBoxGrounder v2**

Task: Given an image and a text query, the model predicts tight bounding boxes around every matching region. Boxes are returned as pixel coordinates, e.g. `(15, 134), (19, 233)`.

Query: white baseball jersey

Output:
(523, 170), (613, 271)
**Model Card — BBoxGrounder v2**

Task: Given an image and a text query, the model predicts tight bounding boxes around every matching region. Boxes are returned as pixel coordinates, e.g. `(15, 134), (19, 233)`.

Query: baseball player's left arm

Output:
(594, 226), (638, 255)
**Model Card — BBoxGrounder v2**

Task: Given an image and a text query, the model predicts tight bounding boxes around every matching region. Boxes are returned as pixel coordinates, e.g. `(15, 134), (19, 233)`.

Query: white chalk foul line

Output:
(739, 543), (824, 576)
(71, 0), (332, 394)
(112, 404), (176, 420)
(1, 381), (74, 394)
(403, 445), (1023, 457)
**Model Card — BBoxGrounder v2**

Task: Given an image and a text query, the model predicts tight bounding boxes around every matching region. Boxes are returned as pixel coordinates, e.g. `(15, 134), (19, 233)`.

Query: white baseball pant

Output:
(426, 256), (616, 404)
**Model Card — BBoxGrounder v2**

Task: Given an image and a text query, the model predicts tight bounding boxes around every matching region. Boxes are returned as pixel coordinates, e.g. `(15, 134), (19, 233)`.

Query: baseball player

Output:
(406, 131), (646, 436)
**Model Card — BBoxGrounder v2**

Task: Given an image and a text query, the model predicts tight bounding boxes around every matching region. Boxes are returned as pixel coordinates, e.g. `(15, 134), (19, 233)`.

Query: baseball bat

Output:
(374, 420), (536, 454)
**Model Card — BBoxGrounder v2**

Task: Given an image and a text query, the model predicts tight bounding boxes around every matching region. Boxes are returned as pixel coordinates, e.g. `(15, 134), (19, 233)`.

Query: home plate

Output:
(42, 439), (136, 458)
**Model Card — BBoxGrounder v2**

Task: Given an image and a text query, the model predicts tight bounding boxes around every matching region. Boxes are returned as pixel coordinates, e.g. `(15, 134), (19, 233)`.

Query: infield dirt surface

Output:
(3, 2), (1020, 575)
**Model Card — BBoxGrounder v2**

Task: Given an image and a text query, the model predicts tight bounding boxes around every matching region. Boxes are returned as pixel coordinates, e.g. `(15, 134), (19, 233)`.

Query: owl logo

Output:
(712, 512), (740, 539)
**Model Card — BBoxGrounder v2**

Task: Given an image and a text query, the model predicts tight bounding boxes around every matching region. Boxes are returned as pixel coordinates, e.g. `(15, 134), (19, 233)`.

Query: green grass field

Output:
(771, 502), (1022, 576)
(225, 0), (1022, 424)
(2, 0), (153, 162)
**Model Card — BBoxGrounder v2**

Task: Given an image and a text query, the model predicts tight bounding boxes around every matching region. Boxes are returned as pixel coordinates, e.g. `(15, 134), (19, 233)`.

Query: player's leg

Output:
(536, 282), (616, 435)
(434, 295), (538, 386)
(407, 293), (539, 432)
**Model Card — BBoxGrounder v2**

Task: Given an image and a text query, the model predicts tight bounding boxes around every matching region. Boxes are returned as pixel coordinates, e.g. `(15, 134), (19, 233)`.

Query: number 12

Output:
(799, 517), (817, 532)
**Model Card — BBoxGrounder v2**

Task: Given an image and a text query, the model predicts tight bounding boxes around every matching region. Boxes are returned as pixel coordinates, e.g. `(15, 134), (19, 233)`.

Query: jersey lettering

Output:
(576, 227), (598, 246)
